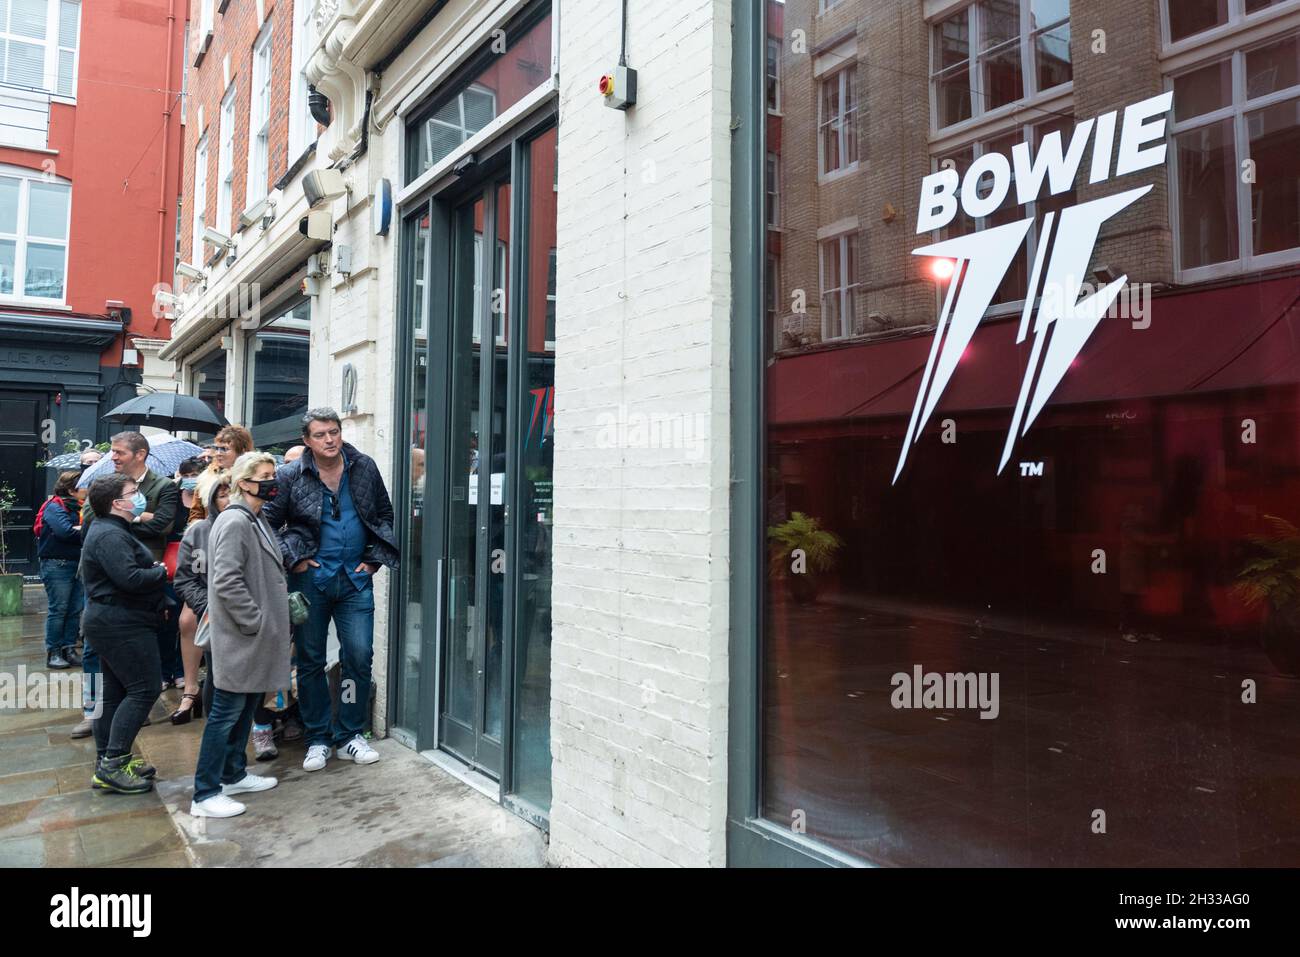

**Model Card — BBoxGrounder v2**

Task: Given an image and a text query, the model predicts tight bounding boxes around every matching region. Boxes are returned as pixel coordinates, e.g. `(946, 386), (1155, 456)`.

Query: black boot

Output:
(91, 754), (153, 794)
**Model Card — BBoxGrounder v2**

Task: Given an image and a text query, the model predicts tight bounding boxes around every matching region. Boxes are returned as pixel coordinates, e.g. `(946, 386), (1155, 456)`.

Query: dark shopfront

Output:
(729, 0), (1300, 867)
(388, 0), (557, 825)
(0, 314), (122, 573)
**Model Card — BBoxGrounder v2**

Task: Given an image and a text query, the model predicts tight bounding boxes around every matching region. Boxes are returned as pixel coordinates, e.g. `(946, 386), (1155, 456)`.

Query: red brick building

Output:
(0, 0), (187, 572)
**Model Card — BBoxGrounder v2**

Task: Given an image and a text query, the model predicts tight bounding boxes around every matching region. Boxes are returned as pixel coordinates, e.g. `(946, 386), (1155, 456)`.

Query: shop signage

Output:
(894, 92), (1174, 483)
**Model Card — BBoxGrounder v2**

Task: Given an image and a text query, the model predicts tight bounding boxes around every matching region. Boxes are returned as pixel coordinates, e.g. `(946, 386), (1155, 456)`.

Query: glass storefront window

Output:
(405, 3), (552, 183)
(193, 347), (227, 432)
(760, 0), (1300, 868)
(244, 299), (309, 450)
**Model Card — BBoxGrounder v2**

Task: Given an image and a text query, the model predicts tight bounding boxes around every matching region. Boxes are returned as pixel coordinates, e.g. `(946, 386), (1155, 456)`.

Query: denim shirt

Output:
(314, 456), (369, 591)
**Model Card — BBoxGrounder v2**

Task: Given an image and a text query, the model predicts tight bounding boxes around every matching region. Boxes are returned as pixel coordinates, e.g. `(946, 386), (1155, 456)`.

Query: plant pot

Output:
(786, 573), (820, 605)
(1260, 604), (1300, 678)
(0, 573), (22, 617)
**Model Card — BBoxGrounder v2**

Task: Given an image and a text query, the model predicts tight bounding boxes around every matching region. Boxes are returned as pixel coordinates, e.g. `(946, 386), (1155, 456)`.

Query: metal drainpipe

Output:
(156, 0), (178, 320)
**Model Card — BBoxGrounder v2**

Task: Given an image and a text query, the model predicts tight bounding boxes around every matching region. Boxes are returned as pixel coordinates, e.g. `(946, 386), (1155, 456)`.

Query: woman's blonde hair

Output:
(194, 467), (232, 511)
(228, 451), (277, 502)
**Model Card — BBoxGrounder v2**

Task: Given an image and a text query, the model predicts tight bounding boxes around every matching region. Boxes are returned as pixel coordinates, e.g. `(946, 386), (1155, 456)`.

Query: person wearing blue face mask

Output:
(80, 473), (175, 794)
(81, 432), (183, 693)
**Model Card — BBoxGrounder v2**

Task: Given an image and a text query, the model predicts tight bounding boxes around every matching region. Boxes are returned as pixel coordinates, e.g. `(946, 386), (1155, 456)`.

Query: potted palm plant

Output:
(1234, 514), (1300, 678)
(767, 511), (843, 604)
(0, 482), (22, 617)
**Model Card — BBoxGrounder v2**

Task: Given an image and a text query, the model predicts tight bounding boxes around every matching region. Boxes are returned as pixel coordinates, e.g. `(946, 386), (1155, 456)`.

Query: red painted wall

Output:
(0, 0), (187, 366)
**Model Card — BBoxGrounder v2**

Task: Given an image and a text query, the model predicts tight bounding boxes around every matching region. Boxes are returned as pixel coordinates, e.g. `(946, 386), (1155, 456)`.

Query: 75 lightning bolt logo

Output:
(893, 92), (1174, 484)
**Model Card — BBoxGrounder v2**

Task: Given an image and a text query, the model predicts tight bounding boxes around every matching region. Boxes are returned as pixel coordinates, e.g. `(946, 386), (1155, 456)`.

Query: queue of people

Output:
(33, 409), (398, 819)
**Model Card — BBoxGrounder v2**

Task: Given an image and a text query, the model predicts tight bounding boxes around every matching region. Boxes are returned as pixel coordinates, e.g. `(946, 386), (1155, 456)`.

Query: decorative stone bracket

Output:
(306, 0), (372, 162)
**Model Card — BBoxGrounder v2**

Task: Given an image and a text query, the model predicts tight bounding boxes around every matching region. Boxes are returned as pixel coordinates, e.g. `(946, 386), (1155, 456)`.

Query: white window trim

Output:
(818, 64), (860, 179)
(766, 36), (781, 114)
(287, 0), (316, 161)
(929, 0), (1072, 135)
(818, 0), (848, 14)
(216, 84), (236, 236)
(1161, 0), (1300, 55)
(0, 165), (72, 305)
(819, 230), (862, 341)
(192, 133), (209, 264)
(246, 24), (273, 208)
(0, 0), (81, 98)
(1166, 30), (1300, 283)
(766, 151), (780, 230)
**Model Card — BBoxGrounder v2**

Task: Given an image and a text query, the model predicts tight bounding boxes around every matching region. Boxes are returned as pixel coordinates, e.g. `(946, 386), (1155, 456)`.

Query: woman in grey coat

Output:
(190, 452), (291, 819)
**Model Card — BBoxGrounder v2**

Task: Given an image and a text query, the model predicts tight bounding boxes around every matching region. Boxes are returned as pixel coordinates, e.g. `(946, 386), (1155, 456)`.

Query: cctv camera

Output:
(155, 291), (181, 307)
(238, 196), (275, 230)
(175, 261), (206, 281)
(303, 168), (349, 208)
(202, 225), (234, 248)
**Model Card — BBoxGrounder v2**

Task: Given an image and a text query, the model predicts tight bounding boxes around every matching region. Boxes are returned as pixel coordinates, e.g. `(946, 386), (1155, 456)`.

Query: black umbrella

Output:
(104, 392), (227, 433)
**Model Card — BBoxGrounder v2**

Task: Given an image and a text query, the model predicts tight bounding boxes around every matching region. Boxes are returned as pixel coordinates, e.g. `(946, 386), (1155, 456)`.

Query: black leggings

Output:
(92, 628), (161, 759)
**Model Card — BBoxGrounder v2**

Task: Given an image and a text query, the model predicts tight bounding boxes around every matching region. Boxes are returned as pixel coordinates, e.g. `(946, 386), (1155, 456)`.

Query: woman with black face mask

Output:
(190, 451), (291, 818)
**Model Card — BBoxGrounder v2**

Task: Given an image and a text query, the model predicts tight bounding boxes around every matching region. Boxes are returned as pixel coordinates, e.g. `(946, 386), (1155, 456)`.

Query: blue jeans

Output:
(39, 559), (83, 654)
(157, 581), (181, 683)
(82, 634), (100, 717)
(292, 568), (375, 748)
(193, 688), (261, 802)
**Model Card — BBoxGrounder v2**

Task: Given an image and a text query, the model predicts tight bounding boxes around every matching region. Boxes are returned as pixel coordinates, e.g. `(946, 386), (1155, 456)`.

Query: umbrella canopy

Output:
(104, 392), (226, 433)
(42, 450), (88, 471)
(77, 437), (206, 489)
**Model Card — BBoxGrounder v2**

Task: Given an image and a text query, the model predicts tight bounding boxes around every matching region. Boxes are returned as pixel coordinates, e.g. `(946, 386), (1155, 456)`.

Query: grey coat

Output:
(207, 500), (291, 693)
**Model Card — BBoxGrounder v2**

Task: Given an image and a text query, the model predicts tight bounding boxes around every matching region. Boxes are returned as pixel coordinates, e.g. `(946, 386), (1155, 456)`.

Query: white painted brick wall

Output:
(549, 0), (733, 868)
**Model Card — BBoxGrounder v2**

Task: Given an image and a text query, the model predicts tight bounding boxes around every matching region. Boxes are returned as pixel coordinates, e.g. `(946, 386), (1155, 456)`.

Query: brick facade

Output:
(181, 0), (300, 265)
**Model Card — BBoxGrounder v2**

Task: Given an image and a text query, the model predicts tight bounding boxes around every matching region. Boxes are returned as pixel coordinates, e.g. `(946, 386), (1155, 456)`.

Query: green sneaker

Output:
(91, 754), (153, 794)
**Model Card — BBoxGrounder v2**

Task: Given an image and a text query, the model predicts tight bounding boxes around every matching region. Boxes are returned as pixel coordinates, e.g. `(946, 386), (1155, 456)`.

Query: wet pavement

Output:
(1, 586), (546, 868)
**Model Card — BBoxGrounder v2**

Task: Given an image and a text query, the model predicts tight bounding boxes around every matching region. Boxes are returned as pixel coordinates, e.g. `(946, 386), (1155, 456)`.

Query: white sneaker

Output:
(190, 794), (246, 818)
(337, 735), (379, 765)
(303, 744), (332, 772)
(222, 773), (278, 796)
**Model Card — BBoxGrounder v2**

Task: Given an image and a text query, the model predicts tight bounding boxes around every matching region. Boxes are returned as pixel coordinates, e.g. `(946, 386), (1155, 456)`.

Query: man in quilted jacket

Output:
(260, 408), (398, 772)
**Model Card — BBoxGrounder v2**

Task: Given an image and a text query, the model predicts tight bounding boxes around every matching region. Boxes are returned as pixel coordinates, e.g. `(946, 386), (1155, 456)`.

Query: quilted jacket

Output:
(259, 442), (399, 571)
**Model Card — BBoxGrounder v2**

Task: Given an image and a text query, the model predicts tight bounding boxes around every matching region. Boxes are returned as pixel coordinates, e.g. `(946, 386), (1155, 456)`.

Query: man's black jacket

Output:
(260, 442), (399, 571)
(81, 468), (179, 562)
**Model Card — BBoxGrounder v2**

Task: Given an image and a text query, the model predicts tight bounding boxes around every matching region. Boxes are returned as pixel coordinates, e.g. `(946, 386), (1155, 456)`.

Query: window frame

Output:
(192, 133), (209, 264)
(217, 84), (236, 236)
(766, 36), (781, 113)
(929, 0), (1073, 135)
(1166, 29), (1300, 282)
(0, 0), (81, 99)
(818, 230), (862, 341)
(1161, 0), (1300, 51)
(246, 23), (273, 208)
(287, 0), (317, 162)
(817, 64), (859, 179)
(0, 167), (72, 304)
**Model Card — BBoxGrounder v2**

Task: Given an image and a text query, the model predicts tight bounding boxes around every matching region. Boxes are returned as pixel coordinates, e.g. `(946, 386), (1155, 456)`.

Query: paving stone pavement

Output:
(1, 585), (546, 868)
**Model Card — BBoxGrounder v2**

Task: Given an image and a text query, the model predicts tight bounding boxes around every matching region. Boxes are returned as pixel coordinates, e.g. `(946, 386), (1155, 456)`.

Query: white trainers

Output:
(303, 744), (332, 772)
(337, 735), (380, 765)
(222, 773), (278, 796)
(190, 794), (246, 818)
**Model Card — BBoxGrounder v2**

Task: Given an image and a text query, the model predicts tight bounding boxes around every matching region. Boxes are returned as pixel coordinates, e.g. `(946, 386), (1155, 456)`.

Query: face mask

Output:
(245, 479), (279, 501)
(180, 477), (200, 491)
(117, 491), (146, 517)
